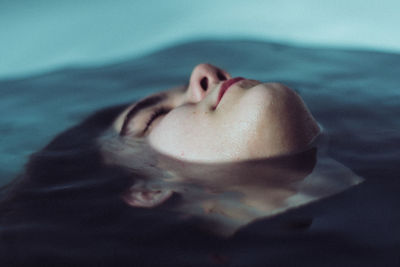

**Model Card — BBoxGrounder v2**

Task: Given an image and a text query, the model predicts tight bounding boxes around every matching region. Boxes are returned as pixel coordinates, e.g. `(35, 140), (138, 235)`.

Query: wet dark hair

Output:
(0, 104), (131, 207)
(0, 104), (222, 266)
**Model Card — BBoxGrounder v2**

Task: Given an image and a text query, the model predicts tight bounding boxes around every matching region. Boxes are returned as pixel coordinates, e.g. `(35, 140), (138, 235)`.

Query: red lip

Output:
(215, 77), (245, 108)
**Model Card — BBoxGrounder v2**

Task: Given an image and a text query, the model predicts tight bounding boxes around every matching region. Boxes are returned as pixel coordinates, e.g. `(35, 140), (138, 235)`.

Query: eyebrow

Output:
(120, 94), (167, 136)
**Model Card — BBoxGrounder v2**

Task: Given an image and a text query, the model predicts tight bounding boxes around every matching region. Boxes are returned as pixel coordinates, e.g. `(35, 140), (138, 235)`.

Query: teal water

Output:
(1, 40), (399, 266)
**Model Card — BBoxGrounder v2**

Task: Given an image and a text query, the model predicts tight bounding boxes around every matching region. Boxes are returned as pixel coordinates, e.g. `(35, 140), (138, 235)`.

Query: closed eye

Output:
(119, 93), (168, 136)
(142, 107), (171, 134)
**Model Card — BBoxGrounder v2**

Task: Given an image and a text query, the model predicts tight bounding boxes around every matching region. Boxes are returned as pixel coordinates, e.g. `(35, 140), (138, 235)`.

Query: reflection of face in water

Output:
(100, 63), (329, 236)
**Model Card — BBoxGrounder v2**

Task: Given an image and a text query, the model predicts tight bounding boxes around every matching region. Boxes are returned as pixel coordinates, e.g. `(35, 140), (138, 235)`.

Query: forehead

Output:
(111, 85), (187, 133)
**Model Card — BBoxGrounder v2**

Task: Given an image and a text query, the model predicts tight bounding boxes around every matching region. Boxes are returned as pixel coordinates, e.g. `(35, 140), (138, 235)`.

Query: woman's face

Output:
(113, 63), (320, 162)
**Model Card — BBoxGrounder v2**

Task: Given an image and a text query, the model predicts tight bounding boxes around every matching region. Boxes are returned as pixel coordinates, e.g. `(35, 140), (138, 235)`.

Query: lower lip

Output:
(216, 77), (245, 108)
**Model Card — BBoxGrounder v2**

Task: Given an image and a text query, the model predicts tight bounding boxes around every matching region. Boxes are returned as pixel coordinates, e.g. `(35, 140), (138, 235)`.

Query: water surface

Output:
(1, 40), (399, 266)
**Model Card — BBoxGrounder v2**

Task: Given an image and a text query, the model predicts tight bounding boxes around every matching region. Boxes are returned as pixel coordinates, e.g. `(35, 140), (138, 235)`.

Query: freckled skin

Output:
(148, 82), (320, 162)
(112, 64), (320, 163)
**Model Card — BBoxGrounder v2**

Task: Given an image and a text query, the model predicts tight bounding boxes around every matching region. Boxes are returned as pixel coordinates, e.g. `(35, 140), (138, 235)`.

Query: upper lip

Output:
(215, 77), (245, 108)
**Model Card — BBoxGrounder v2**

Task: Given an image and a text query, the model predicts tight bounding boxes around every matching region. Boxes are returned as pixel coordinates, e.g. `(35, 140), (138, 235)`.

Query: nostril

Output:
(200, 77), (208, 91)
(217, 70), (227, 81)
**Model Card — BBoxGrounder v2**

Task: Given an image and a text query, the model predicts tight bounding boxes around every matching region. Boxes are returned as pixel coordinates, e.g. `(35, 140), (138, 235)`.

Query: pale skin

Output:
(101, 63), (321, 236)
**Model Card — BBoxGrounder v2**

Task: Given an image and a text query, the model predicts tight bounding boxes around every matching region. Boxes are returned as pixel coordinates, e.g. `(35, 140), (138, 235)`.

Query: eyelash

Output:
(143, 107), (170, 133)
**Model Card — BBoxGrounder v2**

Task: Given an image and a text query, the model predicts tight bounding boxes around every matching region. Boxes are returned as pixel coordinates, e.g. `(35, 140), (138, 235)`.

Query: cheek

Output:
(148, 107), (214, 160)
(147, 105), (258, 162)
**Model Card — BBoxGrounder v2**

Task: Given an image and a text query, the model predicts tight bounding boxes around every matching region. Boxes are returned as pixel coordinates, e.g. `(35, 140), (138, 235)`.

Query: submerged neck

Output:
(158, 148), (317, 237)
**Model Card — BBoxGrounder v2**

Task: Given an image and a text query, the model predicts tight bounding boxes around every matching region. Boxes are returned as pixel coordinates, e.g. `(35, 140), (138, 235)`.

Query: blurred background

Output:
(1, 0), (400, 79)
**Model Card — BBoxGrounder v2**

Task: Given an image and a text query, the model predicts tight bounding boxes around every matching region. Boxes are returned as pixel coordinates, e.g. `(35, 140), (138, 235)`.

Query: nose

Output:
(186, 63), (231, 102)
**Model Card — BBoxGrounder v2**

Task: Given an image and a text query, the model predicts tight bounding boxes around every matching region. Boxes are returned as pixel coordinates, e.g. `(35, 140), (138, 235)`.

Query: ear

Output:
(123, 187), (174, 208)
